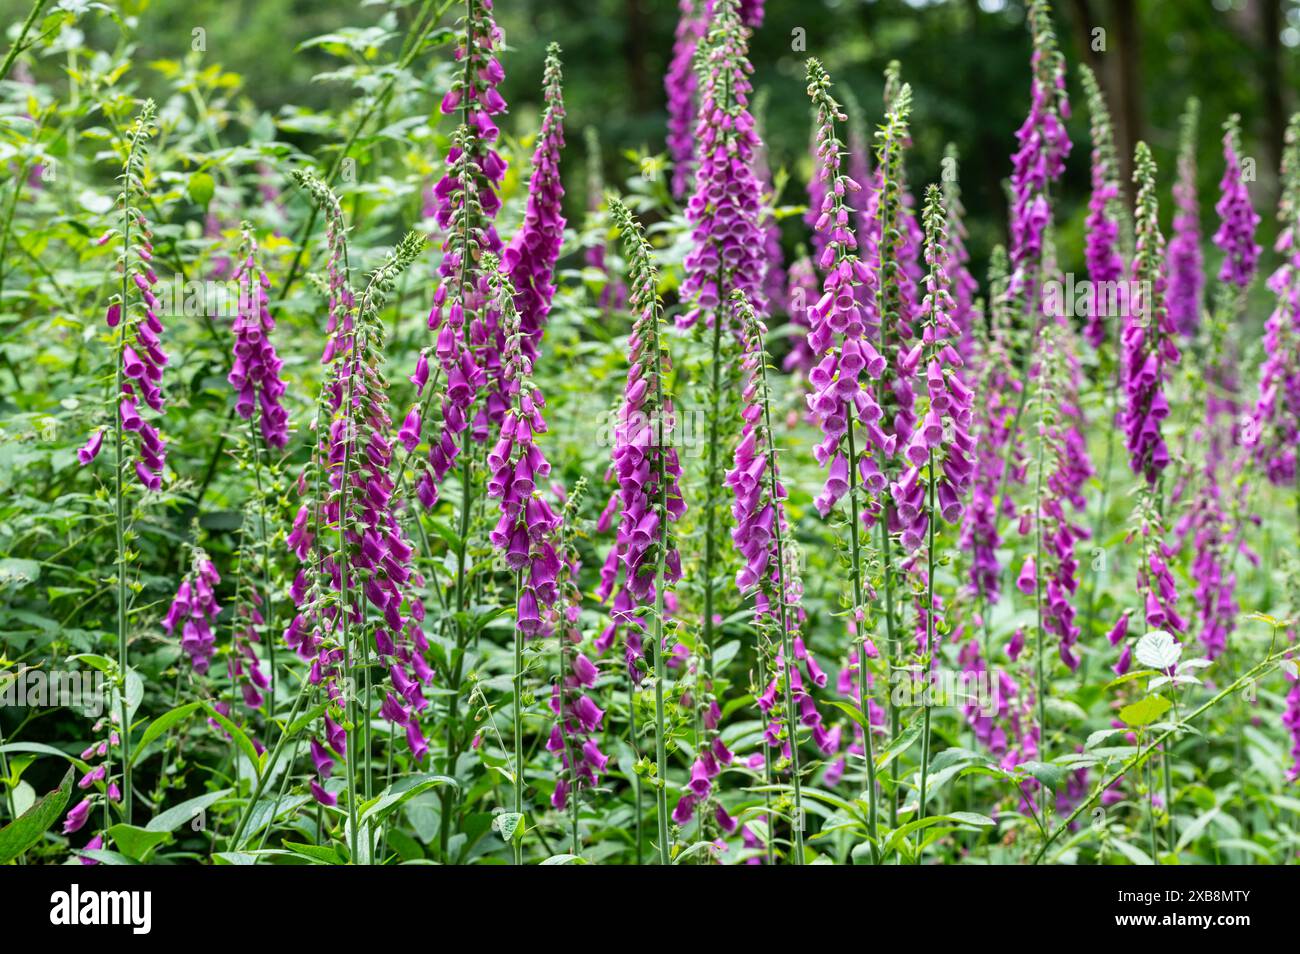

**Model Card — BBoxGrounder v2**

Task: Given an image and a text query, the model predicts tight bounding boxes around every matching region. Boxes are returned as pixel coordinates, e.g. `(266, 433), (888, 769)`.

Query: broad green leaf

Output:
(145, 788), (231, 833)
(188, 172), (215, 207)
(0, 767), (73, 863)
(1119, 695), (1171, 728)
(358, 773), (457, 826)
(284, 841), (344, 864)
(108, 823), (173, 861)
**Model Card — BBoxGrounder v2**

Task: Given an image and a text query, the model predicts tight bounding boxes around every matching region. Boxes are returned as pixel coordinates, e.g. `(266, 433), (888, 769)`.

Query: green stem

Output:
(652, 572), (669, 865)
(228, 675), (311, 850)
(512, 569), (525, 866)
(916, 447), (937, 860)
(752, 320), (803, 864)
(846, 424), (881, 864)
(1033, 408), (1048, 828)
(0, 0), (48, 84)
(1033, 646), (1297, 863)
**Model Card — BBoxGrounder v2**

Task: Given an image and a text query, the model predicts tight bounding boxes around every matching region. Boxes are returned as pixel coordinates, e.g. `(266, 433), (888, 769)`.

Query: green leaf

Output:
(946, 811), (997, 827)
(1119, 695), (1171, 728)
(0, 742), (90, 773)
(875, 721), (923, 771)
(496, 811), (523, 843)
(108, 823), (173, 861)
(826, 699), (871, 733)
(131, 701), (202, 766)
(201, 702), (262, 770)
(1018, 761), (1065, 789)
(145, 789), (231, 833)
(188, 172), (216, 207)
(284, 840), (345, 864)
(541, 853), (587, 865)
(75, 849), (139, 865)
(0, 767), (73, 863)
(358, 773), (456, 826)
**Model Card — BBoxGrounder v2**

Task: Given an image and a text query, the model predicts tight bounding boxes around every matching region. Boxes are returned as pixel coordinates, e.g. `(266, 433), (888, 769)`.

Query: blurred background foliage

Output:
(4, 0), (1299, 283)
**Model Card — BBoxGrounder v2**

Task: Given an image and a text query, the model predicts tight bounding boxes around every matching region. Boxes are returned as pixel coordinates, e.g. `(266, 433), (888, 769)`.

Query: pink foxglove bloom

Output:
(1121, 144), (1179, 485)
(1245, 114), (1300, 486)
(666, 0), (707, 199)
(679, 0), (768, 331)
(1167, 98), (1203, 335)
(605, 201), (685, 680)
(1080, 65), (1125, 350)
(1007, 0), (1070, 301)
(483, 258), (562, 635)
(228, 227), (289, 448)
(1213, 116), (1261, 290)
(163, 557), (222, 674)
(803, 60), (894, 522)
(421, 0), (508, 502)
(890, 185), (975, 555)
(485, 46), (566, 438)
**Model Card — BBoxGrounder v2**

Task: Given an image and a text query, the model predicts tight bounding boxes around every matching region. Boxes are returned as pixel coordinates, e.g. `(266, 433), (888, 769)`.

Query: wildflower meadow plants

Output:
(4, 0), (1300, 882)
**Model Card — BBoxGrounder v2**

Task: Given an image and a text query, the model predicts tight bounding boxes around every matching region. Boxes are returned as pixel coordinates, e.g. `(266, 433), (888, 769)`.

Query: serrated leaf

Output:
(496, 811), (523, 843)
(1135, 630), (1181, 671)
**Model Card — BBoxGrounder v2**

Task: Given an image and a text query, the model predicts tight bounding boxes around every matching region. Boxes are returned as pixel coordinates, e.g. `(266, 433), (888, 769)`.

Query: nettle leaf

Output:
(1119, 695), (1172, 728)
(496, 811), (524, 843)
(1134, 630), (1181, 671)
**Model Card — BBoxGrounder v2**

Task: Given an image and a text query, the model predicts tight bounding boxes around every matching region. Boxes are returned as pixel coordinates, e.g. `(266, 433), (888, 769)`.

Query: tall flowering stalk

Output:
(1113, 148), (1185, 678)
(1122, 143), (1180, 487)
(1180, 117), (1261, 664)
(728, 289), (813, 863)
(1007, 0), (1070, 302)
(421, 0), (508, 493)
(942, 146), (979, 366)
(961, 247), (1015, 633)
(666, 0), (707, 200)
(229, 224), (288, 714)
(870, 72), (916, 808)
(1079, 64), (1126, 350)
(76, 99), (162, 826)
(492, 44), (565, 430)
(1245, 113), (1300, 490)
(679, 0), (767, 330)
(547, 479), (609, 854)
(422, 0), (509, 854)
(1213, 115), (1262, 296)
(803, 59), (888, 859)
(909, 185), (975, 830)
(994, 0), (1070, 540)
(1168, 98), (1203, 336)
(608, 198), (686, 864)
(680, 0), (767, 689)
(482, 254), (563, 862)
(282, 180), (429, 859)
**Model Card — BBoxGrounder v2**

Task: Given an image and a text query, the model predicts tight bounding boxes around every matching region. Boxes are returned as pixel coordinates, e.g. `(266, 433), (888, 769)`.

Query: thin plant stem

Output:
(846, 424), (881, 865)
(512, 568), (525, 865)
